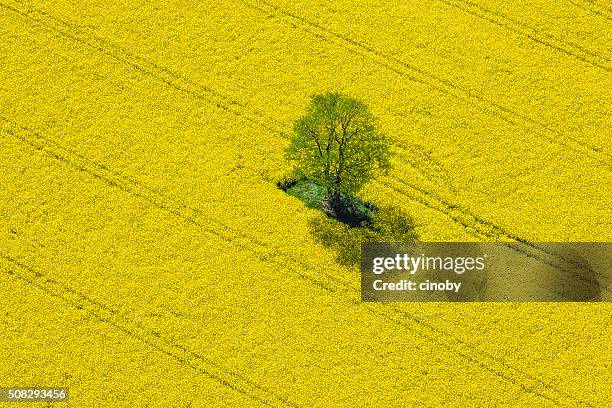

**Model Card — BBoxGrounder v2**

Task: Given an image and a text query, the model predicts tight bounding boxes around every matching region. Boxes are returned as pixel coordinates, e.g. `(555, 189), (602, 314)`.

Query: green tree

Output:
(286, 92), (392, 211)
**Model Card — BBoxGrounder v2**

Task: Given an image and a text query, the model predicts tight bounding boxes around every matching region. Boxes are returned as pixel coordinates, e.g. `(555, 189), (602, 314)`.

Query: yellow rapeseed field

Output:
(1, 0), (610, 406)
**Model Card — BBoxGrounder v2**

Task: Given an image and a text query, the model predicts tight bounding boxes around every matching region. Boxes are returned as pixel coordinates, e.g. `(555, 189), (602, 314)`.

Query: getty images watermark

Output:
(361, 242), (611, 302)
(372, 252), (487, 293)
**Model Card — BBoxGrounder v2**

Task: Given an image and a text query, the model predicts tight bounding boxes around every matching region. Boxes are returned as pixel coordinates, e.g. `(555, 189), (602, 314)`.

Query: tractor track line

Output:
(381, 179), (611, 292)
(275, 119), (611, 290)
(571, 2), (612, 21)
(0, 118), (466, 301)
(1, 253), (584, 407)
(0, 1), (281, 139)
(0, 120), (340, 296)
(4, 0), (610, 167)
(2, 2), (604, 290)
(0, 254), (299, 408)
(439, 0), (611, 69)
(6, 109), (600, 294)
(0, 251), (577, 407)
(1, 120), (592, 407)
(2, 2), (242, 108)
(569, 0), (612, 20)
(6, 114), (604, 295)
(2, 0), (606, 291)
(0, 4), (603, 403)
(1, 1), (465, 245)
(583, 0), (612, 12)
(270, 120), (611, 289)
(238, 0), (612, 167)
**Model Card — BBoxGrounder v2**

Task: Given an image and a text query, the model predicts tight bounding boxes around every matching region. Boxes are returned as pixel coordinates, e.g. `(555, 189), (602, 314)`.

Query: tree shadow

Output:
(278, 177), (419, 266)
(308, 205), (419, 266)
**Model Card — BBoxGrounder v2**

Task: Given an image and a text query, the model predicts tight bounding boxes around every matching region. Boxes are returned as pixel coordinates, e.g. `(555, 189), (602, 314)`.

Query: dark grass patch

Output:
(284, 179), (327, 211)
(279, 178), (374, 227)
(323, 193), (376, 228)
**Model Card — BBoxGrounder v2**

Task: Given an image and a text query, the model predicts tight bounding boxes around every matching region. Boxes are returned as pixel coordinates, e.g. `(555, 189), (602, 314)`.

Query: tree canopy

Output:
(285, 92), (391, 207)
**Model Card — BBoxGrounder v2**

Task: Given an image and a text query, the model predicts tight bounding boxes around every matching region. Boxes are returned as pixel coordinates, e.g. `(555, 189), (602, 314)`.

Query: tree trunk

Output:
(329, 188), (343, 216)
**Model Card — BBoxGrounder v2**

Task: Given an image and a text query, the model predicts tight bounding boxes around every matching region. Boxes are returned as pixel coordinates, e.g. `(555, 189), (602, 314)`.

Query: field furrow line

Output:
(569, 0), (612, 20)
(5, 0), (609, 166)
(8, 112), (597, 296)
(439, 0), (611, 69)
(0, 0), (281, 138)
(0, 254), (301, 408)
(2, 0), (460, 232)
(382, 179), (611, 294)
(1, 4), (604, 403)
(584, 0), (612, 12)
(0, 249), (582, 407)
(2, 0), (603, 291)
(0, 117), (341, 295)
(376, 305), (579, 407)
(0, 117), (435, 299)
(1, 119), (592, 407)
(1, 253), (586, 407)
(238, 0), (612, 167)
(3, 0), (604, 291)
(3, 0), (609, 177)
